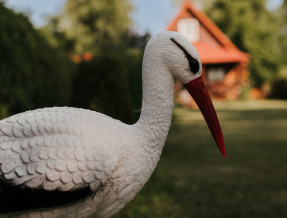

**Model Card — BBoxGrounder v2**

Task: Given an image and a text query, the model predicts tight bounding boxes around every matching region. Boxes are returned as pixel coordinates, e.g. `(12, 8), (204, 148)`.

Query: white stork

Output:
(0, 31), (225, 218)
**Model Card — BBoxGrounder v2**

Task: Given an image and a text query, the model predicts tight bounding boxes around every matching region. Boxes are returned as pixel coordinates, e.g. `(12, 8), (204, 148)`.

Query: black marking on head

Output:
(170, 37), (199, 74)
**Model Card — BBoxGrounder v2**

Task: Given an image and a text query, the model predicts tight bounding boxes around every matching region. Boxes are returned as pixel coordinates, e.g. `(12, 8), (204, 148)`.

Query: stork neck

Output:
(135, 51), (174, 154)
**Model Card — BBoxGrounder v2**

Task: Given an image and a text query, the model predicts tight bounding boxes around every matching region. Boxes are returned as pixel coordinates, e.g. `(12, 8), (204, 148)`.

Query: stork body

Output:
(0, 31), (225, 217)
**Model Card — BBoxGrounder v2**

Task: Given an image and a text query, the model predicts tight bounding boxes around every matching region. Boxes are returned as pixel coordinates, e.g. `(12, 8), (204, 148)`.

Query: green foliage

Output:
(205, 0), (281, 87)
(42, 0), (148, 123)
(72, 48), (143, 123)
(0, 3), (73, 117)
(61, 0), (133, 54)
(69, 31), (147, 124)
(270, 77), (287, 99)
(39, 17), (75, 53)
(278, 1), (287, 65)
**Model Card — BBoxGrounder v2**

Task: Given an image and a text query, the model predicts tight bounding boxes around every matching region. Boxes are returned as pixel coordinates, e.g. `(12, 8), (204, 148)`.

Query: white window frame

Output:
(177, 18), (200, 43)
(206, 67), (226, 82)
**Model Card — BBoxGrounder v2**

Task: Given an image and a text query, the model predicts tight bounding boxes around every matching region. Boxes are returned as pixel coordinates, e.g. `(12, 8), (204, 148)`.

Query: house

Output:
(166, 1), (249, 105)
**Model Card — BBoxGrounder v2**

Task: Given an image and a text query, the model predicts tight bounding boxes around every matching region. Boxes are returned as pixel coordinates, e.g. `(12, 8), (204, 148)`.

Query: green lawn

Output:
(115, 100), (287, 218)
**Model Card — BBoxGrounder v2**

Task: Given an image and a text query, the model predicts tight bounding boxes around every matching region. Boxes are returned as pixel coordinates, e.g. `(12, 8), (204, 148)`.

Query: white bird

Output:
(0, 31), (225, 218)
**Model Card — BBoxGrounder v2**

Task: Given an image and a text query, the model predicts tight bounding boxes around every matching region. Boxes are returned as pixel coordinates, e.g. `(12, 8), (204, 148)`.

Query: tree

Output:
(0, 3), (73, 118)
(71, 32), (148, 124)
(42, 0), (147, 123)
(172, 0), (214, 9)
(205, 0), (281, 87)
(278, 1), (287, 67)
(55, 0), (133, 54)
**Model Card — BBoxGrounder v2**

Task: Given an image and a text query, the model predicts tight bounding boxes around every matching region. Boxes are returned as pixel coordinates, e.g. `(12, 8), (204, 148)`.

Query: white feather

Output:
(0, 31), (202, 218)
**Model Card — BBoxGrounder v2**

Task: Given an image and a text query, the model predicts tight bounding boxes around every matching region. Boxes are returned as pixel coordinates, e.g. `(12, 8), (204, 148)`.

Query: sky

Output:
(4, 0), (284, 35)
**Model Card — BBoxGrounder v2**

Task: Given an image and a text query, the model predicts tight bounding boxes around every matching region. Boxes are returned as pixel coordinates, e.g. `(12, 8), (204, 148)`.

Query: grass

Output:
(114, 100), (287, 218)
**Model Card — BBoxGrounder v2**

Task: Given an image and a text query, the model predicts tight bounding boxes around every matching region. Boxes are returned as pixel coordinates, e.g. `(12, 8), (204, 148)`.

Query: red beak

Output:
(184, 76), (226, 157)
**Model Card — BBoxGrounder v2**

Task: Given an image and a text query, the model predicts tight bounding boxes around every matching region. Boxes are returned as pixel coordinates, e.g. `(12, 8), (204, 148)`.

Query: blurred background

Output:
(0, 0), (287, 217)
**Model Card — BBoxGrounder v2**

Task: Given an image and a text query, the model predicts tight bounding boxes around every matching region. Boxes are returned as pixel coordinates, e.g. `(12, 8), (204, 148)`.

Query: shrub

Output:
(270, 77), (287, 99)
(0, 3), (73, 116)
(72, 51), (142, 124)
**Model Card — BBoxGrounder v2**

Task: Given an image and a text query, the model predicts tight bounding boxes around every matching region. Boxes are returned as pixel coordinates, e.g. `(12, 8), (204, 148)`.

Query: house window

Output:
(206, 67), (226, 82)
(177, 18), (200, 43)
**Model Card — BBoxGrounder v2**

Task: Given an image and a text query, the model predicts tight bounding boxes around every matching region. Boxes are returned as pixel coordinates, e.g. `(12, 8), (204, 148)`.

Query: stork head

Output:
(153, 31), (226, 157)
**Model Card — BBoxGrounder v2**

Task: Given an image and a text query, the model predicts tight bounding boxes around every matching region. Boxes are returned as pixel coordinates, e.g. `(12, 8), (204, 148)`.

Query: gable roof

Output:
(166, 1), (249, 64)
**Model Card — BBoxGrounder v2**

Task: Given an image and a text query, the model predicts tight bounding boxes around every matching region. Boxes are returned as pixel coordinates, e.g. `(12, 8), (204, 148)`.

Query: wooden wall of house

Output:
(175, 62), (248, 108)
(203, 63), (248, 100)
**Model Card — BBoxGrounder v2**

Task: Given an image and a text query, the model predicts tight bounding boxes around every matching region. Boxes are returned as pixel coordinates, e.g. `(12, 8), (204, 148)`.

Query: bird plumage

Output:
(0, 107), (133, 217)
(0, 31), (225, 217)
(0, 107), (118, 190)
(0, 105), (168, 217)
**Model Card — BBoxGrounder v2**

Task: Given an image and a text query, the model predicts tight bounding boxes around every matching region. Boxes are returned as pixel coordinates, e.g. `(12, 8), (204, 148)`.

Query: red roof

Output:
(166, 1), (249, 64)
(194, 42), (249, 64)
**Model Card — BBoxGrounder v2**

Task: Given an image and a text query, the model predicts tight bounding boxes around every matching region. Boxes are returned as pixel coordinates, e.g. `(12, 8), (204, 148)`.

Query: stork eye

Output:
(190, 59), (199, 73)
(170, 38), (199, 74)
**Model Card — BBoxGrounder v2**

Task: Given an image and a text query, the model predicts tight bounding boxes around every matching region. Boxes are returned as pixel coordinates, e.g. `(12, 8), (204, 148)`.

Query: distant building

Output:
(167, 1), (249, 105)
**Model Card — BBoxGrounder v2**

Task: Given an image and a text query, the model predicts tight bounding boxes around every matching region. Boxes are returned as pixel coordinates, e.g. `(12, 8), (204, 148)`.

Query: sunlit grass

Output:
(115, 100), (287, 218)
